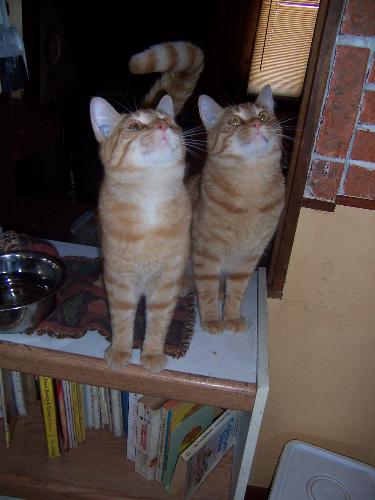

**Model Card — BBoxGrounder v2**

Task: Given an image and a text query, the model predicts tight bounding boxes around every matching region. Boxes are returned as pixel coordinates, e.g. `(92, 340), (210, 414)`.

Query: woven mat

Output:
(0, 232), (195, 358)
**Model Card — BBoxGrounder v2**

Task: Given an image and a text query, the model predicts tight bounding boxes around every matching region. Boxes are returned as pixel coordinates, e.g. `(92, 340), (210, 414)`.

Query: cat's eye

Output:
(128, 120), (143, 131)
(258, 111), (269, 122)
(228, 115), (242, 127)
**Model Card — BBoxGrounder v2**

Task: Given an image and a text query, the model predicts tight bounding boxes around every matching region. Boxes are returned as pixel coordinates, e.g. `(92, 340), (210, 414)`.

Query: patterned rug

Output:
(0, 232), (195, 358)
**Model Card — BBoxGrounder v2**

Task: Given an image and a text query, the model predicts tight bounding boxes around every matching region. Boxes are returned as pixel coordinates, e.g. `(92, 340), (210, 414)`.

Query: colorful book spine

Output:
(110, 389), (123, 437)
(38, 375), (60, 458)
(91, 385), (101, 430)
(78, 383), (86, 441)
(84, 384), (94, 429)
(135, 396), (166, 480)
(70, 382), (83, 443)
(121, 391), (129, 435)
(158, 405), (173, 482)
(127, 392), (142, 461)
(55, 380), (70, 455)
(62, 380), (76, 448)
(11, 371), (27, 416)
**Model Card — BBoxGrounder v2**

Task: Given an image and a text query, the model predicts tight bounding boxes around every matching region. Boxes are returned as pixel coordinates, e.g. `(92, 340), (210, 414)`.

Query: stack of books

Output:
(0, 368), (239, 498)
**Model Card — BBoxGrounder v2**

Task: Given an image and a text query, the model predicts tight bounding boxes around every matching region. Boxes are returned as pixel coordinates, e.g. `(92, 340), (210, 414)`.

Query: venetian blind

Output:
(248, 0), (320, 98)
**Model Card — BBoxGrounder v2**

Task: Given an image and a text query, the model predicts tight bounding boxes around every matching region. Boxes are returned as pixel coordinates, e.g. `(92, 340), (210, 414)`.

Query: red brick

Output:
(343, 165), (375, 200)
(368, 57), (375, 84)
(351, 130), (375, 163)
(307, 160), (344, 202)
(360, 92), (375, 124)
(341, 0), (375, 36)
(316, 46), (369, 158)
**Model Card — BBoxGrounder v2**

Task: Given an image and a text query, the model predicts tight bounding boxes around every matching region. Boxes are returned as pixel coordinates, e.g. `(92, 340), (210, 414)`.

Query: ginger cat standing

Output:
(192, 85), (284, 334)
(90, 41), (204, 372)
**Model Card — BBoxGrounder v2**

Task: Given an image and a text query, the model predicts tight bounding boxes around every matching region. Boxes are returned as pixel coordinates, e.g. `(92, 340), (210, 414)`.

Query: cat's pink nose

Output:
(252, 119), (261, 130)
(155, 119), (169, 131)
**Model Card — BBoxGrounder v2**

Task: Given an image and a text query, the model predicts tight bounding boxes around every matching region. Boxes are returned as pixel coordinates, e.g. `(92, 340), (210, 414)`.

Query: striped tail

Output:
(129, 41), (204, 116)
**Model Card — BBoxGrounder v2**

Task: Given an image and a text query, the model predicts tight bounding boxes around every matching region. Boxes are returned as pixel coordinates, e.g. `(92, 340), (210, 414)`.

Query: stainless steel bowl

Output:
(0, 251), (65, 334)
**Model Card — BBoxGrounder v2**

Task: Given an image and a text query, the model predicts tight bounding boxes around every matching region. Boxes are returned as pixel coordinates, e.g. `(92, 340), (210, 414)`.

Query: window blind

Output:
(248, 0), (320, 98)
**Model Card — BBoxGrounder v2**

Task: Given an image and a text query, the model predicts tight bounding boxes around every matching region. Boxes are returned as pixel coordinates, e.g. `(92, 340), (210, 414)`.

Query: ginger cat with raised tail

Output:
(90, 41), (204, 372)
(192, 85), (285, 335)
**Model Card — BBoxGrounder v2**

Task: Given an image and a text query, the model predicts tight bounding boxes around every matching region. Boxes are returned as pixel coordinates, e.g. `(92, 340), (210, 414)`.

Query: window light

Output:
(248, 0), (320, 98)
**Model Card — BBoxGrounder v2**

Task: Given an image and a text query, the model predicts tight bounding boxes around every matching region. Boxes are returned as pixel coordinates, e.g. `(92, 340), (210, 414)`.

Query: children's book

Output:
(62, 379), (76, 448)
(84, 384), (94, 429)
(11, 370), (27, 416)
(55, 379), (70, 455)
(0, 368), (17, 447)
(169, 409), (240, 499)
(110, 389), (123, 437)
(160, 401), (222, 488)
(91, 385), (101, 430)
(121, 391), (129, 435)
(38, 375), (60, 457)
(127, 392), (142, 461)
(135, 396), (167, 480)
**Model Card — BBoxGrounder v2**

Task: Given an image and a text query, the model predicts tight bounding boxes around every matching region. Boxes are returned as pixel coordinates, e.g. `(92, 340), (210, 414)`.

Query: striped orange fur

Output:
(129, 41), (204, 116)
(90, 42), (204, 373)
(191, 85), (285, 335)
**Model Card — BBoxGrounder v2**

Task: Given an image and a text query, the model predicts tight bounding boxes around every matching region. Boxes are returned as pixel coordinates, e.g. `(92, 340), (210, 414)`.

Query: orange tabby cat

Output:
(192, 85), (285, 334)
(90, 41), (204, 372)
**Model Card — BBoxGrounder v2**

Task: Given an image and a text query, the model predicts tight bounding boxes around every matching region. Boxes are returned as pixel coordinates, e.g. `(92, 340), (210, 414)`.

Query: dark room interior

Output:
(1, 0), (298, 257)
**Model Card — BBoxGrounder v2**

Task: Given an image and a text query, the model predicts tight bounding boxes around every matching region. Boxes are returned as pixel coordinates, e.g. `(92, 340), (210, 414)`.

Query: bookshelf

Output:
(0, 241), (269, 499)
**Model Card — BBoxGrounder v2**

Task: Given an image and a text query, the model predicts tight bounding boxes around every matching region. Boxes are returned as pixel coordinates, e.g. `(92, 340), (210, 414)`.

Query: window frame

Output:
(267, 0), (345, 297)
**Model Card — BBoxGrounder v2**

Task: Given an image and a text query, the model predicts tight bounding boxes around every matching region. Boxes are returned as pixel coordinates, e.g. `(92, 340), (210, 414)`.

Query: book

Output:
(0, 368), (17, 447)
(84, 384), (94, 429)
(70, 381), (83, 443)
(78, 383), (86, 441)
(160, 401), (222, 488)
(135, 396), (167, 480)
(127, 392), (143, 461)
(11, 370), (27, 416)
(91, 385), (101, 430)
(62, 380), (77, 448)
(55, 380), (70, 455)
(156, 401), (172, 482)
(99, 387), (110, 428)
(169, 409), (240, 499)
(110, 389), (123, 437)
(38, 375), (60, 457)
(121, 391), (129, 435)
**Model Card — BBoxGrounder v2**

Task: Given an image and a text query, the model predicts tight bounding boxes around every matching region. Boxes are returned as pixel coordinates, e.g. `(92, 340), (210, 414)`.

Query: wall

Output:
(251, 0), (375, 487)
(251, 205), (375, 487)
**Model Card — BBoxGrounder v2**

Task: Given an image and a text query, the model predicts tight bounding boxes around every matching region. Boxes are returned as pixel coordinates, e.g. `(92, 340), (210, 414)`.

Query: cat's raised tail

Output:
(129, 41), (204, 115)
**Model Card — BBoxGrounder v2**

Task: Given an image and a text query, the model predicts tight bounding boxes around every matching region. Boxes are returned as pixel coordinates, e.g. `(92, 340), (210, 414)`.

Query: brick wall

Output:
(304, 0), (375, 210)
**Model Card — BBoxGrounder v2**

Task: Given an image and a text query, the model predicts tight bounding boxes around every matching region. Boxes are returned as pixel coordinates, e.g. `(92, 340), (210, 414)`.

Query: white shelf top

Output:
(0, 241), (258, 384)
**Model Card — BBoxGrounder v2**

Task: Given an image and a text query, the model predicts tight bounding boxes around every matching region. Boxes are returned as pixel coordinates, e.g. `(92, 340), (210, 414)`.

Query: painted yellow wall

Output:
(251, 205), (375, 487)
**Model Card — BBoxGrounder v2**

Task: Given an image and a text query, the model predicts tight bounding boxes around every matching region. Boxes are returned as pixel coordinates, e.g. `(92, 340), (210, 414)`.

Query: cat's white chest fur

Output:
(142, 196), (161, 226)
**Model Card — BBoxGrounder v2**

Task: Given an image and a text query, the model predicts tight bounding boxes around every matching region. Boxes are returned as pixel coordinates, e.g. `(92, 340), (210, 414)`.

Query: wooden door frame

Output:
(267, 0), (346, 297)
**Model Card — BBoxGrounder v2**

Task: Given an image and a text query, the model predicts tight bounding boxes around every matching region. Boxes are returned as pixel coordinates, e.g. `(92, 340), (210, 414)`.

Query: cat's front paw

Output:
(105, 347), (131, 371)
(141, 353), (167, 373)
(201, 320), (225, 335)
(225, 317), (247, 333)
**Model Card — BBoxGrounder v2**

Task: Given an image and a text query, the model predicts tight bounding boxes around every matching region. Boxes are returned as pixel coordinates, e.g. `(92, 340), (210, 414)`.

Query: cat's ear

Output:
(255, 84), (274, 114)
(156, 95), (174, 117)
(198, 95), (223, 130)
(90, 97), (120, 143)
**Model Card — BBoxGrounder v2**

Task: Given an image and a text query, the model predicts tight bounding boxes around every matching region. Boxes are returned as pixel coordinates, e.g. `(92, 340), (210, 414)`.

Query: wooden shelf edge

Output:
(0, 473), (133, 500)
(0, 341), (256, 411)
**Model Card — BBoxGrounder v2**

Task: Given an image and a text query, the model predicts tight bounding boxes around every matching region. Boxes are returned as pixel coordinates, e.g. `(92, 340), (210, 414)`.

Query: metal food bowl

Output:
(0, 251), (65, 334)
